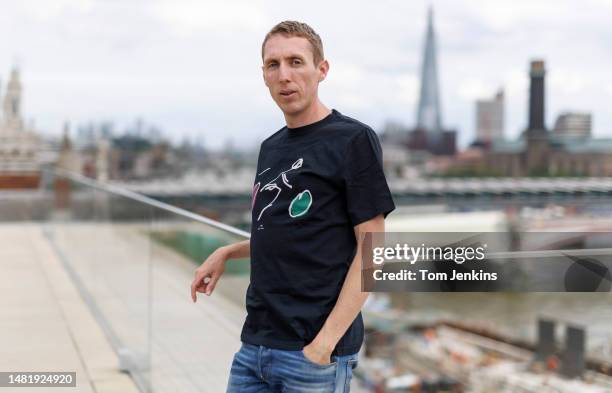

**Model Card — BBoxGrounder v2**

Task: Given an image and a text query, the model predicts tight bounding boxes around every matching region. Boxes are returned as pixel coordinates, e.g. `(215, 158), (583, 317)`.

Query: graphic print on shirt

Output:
(252, 158), (312, 224)
(288, 190), (312, 217)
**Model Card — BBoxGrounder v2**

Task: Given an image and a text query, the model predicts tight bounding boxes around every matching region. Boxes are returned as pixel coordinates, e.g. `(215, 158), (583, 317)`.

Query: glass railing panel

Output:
(148, 208), (249, 392)
(40, 169), (251, 393)
(44, 171), (154, 392)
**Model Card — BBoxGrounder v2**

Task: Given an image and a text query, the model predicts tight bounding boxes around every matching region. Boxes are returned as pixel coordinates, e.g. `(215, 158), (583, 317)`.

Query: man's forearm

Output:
(311, 214), (384, 352)
(311, 248), (368, 351)
(221, 239), (250, 260)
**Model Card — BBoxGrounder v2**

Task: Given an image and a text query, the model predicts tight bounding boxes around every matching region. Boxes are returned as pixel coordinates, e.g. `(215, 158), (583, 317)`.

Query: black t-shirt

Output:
(241, 109), (396, 356)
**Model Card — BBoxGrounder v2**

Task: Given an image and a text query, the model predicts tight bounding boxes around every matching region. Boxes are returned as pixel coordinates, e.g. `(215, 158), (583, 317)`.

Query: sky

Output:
(1, 0), (611, 150)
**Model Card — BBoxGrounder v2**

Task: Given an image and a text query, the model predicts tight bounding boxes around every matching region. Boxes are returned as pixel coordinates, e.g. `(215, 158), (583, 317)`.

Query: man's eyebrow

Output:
(264, 53), (306, 64)
(263, 57), (279, 65)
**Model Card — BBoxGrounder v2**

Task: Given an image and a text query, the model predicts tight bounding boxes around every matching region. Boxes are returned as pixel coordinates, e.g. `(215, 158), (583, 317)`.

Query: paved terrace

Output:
(0, 223), (140, 393)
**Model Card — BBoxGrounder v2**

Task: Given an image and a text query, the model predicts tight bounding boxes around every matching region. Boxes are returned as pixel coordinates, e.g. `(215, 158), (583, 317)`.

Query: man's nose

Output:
(278, 63), (291, 82)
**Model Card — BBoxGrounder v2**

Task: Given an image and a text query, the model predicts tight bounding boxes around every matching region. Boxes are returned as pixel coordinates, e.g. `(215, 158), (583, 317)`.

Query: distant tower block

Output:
(416, 6), (443, 135)
(534, 318), (556, 362)
(561, 324), (586, 379)
(476, 89), (505, 143)
(553, 112), (592, 138)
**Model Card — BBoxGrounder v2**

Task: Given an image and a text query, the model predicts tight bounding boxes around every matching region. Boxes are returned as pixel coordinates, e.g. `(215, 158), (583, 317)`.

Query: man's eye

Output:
(267, 63), (278, 68)
(292, 59), (302, 65)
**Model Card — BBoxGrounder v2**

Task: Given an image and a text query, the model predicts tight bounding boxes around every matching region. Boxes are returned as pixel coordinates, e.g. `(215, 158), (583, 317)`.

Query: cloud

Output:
(18, 0), (94, 21)
(149, 0), (268, 35)
(457, 78), (492, 101)
(0, 0), (611, 150)
(549, 68), (588, 96)
(397, 74), (420, 107)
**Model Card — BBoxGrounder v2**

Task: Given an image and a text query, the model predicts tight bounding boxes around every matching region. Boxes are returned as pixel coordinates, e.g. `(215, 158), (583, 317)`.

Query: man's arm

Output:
(222, 239), (251, 259)
(191, 239), (250, 301)
(302, 214), (384, 364)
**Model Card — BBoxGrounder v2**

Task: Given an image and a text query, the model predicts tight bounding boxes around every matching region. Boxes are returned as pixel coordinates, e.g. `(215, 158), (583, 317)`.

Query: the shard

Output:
(416, 6), (443, 134)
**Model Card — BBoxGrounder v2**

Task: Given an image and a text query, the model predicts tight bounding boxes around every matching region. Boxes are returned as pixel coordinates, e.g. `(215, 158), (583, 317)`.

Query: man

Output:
(191, 21), (395, 392)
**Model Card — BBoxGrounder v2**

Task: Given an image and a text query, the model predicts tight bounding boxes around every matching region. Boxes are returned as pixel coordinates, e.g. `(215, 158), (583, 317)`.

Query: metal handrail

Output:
(44, 167), (250, 239)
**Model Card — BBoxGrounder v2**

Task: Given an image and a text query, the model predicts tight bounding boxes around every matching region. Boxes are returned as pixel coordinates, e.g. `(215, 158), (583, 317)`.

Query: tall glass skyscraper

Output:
(416, 6), (443, 135)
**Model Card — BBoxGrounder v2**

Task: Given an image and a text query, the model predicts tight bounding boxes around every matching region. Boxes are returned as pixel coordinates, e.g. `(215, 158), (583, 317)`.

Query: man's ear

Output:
(318, 59), (329, 82)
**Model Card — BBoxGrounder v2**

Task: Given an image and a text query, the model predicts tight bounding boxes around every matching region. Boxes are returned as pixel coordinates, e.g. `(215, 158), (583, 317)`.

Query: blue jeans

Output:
(226, 342), (359, 392)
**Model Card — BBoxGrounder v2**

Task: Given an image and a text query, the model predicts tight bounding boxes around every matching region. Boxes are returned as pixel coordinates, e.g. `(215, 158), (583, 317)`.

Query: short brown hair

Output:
(261, 21), (324, 65)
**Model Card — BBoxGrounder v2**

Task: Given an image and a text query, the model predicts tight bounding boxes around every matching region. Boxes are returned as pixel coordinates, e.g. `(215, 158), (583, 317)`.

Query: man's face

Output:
(262, 34), (328, 116)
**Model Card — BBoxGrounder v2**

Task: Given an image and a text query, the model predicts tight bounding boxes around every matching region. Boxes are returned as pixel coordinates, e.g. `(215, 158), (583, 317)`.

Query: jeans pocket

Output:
(300, 350), (338, 369)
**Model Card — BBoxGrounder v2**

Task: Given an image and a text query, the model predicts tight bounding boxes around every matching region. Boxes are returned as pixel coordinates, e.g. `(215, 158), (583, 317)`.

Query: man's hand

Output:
(190, 239), (250, 303)
(191, 248), (227, 302)
(302, 339), (334, 366)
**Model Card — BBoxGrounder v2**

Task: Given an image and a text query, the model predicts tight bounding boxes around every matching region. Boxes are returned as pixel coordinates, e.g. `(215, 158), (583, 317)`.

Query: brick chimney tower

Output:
(524, 59), (550, 176)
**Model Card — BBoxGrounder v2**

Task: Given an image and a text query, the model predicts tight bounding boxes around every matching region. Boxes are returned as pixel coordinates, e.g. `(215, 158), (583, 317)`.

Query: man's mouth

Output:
(279, 90), (296, 98)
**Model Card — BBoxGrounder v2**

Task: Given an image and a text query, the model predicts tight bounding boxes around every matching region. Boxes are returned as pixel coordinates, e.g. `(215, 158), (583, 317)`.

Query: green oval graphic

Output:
(289, 190), (312, 218)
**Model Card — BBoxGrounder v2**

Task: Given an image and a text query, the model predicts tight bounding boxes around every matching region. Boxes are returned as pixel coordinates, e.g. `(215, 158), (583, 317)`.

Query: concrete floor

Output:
(0, 223), (140, 393)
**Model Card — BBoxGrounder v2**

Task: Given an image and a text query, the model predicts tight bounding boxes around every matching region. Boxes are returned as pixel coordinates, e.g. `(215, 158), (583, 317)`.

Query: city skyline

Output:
(1, 0), (611, 150)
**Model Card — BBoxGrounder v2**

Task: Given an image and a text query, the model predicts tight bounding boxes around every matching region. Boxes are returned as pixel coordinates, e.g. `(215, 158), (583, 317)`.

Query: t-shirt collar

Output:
(286, 109), (338, 135)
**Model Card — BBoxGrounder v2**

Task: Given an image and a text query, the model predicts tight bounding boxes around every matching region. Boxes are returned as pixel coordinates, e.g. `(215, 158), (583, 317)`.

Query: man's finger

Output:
(191, 281), (197, 303)
(196, 278), (209, 293)
(206, 275), (218, 296)
(192, 275), (212, 301)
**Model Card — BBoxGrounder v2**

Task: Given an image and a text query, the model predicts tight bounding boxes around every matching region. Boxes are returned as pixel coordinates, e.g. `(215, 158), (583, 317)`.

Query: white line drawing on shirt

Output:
(254, 158), (304, 222)
(251, 182), (260, 210)
(258, 168), (271, 176)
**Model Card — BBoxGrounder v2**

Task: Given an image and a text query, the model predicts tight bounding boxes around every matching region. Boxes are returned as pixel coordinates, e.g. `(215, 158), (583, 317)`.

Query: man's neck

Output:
(285, 101), (331, 129)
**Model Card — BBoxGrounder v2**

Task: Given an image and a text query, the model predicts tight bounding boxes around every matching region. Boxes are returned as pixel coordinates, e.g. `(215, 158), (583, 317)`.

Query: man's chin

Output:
(277, 102), (304, 117)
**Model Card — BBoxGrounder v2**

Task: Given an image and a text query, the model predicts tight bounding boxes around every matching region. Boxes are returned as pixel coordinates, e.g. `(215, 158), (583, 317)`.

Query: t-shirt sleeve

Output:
(343, 127), (396, 226)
